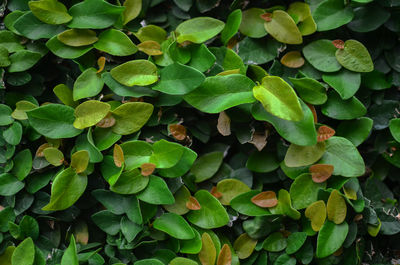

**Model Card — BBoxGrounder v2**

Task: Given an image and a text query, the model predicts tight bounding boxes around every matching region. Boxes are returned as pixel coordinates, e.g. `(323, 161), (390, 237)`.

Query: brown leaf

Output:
(141, 163), (156, 176)
(251, 191), (278, 208)
(260, 13), (272, 22)
(169, 124), (187, 141)
(137, 40), (163, 56)
(306, 103), (318, 123)
(199, 233), (216, 265)
(97, 56), (106, 73)
(280, 51), (305, 68)
(310, 164), (334, 183)
(332, 40), (344, 49)
(186, 196), (201, 210)
(36, 143), (51, 157)
(113, 144), (124, 168)
(217, 111), (231, 136)
(217, 244), (232, 265)
(211, 186), (222, 198)
(317, 125), (335, 142)
(333, 247), (343, 256)
(249, 130), (268, 151)
(96, 113), (116, 128)
(227, 37), (239, 49)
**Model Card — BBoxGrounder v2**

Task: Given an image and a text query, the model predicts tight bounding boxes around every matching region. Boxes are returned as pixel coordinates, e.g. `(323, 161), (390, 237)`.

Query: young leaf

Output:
(29, 0), (72, 25)
(251, 191), (278, 208)
(11, 237), (35, 265)
(327, 189), (347, 224)
(199, 232), (216, 265)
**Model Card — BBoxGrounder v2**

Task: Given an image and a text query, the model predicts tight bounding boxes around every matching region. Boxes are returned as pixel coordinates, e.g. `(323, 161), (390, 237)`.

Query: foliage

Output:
(0, 0), (400, 264)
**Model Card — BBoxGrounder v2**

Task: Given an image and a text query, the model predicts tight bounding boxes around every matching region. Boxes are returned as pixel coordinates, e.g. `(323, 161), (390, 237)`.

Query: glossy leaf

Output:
(305, 200), (326, 232)
(57, 29), (97, 47)
(199, 232), (216, 265)
(290, 173), (326, 209)
(335, 39), (373, 72)
(28, 0), (72, 25)
(73, 100), (110, 129)
(233, 233), (257, 259)
(313, 0), (354, 31)
(263, 10), (303, 44)
(153, 213), (194, 240)
(111, 60), (158, 87)
(176, 17), (225, 43)
(316, 221), (349, 258)
(137, 175), (174, 205)
(216, 179), (250, 205)
(61, 236), (78, 265)
(11, 237), (34, 265)
(303, 39), (342, 72)
(94, 29), (137, 56)
(73, 68), (104, 101)
(284, 142), (325, 167)
(111, 102), (154, 135)
(327, 189), (347, 224)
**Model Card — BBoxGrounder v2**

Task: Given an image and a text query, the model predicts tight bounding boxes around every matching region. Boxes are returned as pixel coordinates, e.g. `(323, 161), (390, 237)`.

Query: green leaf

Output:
(286, 232), (307, 255)
(91, 210), (121, 235)
(57, 29), (98, 47)
(313, 0), (354, 31)
(159, 147), (198, 178)
(12, 149), (32, 180)
(42, 167), (87, 211)
(239, 8), (267, 38)
(0, 104), (13, 126)
(305, 200), (326, 232)
(61, 236), (78, 265)
(390, 118), (400, 143)
(270, 189), (301, 220)
(0, 46), (10, 67)
(233, 233), (257, 259)
(322, 69), (361, 100)
(137, 175), (175, 205)
(27, 104), (83, 139)
(121, 216), (142, 242)
(73, 68), (104, 101)
(0, 31), (24, 53)
(8, 50), (41, 73)
(263, 232), (287, 252)
(46, 35), (93, 59)
(134, 259), (164, 265)
(191, 152), (223, 183)
(263, 10), (303, 44)
(152, 63), (205, 95)
(318, 136), (365, 177)
(111, 102), (154, 135)
(238, 37), (280, 65)
(28, 0), (72, 25)
(0, 173), (24, 196)
(199, 232), (216, 265)
(287, 2), (316, 35)
(336, 117), (373, 146)
(188, 44), (216, 72)
(110, 169), (149, 194)
(0, 246), (14, 265)
(73, 100), (111, 129)
(163, 185), (191, 215)
(289, 77), (327, 105)
(335, 39), (374, 73)
(3, 122), (22, 145)
(122, 0), (142, 25)
(134, 25), (167, 44)
(303, 39), (341, 72)
(186, 190), (229, 229)
(327, 189), (347, 224)
(347, 4), (390, 33)
(149, 139), (184, 168)
(230, 191), (271, 217)
(153, 213), (195, 240)
(110, 60), (158, 87)
(170, 257), (198, 265)
(11, 237), (35, 265)
(102, 72), (156, 98)
(43, 147), (64, 166)
(94, 29), (137, 56)
(180, 229), (202, 254)
(316, 221), (348, 258)
(321, 91), (366, 120)
(246, 149), (280, 173)
(221, 9), (242, 45)
(184, 75), (255, 113)
(71, 150), (90, 173)
(12, 100), (38, 120)
(216, 179), (251, 205)
(176, 17), (225, 43)
(68, 0), (125, 29)
(253, 76), (303, 121)
(120, 140), (153, 170)
(290, 173), (326, 209)
(284, 142), (325, 167)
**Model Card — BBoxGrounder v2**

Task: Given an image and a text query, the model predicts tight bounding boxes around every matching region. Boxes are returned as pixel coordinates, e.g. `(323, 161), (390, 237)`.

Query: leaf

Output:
(0, 246), (14, 265)
(217, 244), (232, 265)
(287, 2), (316, 35)
(270, 189), (301, 220)
(110, 169), (149, 194)
(68, 0), (125, 29)
(231, 191), (271, 216)
(73, 100), (110, 129)
(305, 200), (326, 232)
(184, 74), (255, 114)
(390, 118), (400, 143)
(12, 100), (38, 120)
(140, 163), (156, 176)
(113, 144), (124, 168)
(263, 10), (302, 44)
(43, 147), (64, 166)
(12, 149), (32, 180)
(164, 185), (191, 215)
(322, 69), (361, 100)
(137, 41), (162, 56)
(0, 31), (24, 53)
(123, 0), (142, 25)
(217, 111), (231, 136)
(152, 63), (205, 95)
(71, 150), (89, 174)
(199, 232), (216, 265)
(0, 104), (13, 126)
(61, 236), (78, 265)
(176, 17), (225, 43)
(310, 164), (334, 183)
(221, 9), (242, 45)
(169, 124), (187, 141)
(73, 68), (104, 101)
(28, 0), (72, 25)
(327, 189), (347, 224)
(149, 139), (184, 168)
(94, 29), (138, 56)
(27, 104), (83, 139)
(191, 152), (223, 183)
(284, 142), (326, 167)
(121, 216), (142, 242)
(186, 196), (201, 210)
(335, 39), (374, 73)
(233, 233), (257, 259)
(111, 102), (154, 135)
(313, 0), (354, 31)
(281, 51), (305, 68)
(186, 190), (229, 229)
(153, 213), (195, 240)
(253, 76), (303, 121)
(8, 50), (42, 73)
(0, 46), (10, 67)
(316, 221), (349, 258)
(303, 39), (342, 72)
(0, 173), (24, 196)
(137, 175), (174, 205)
(286, 232), (307, 255)
(290, 173), (326, 209)
(42, 167), (87, 211)
(3, 122), (22, 145)
(11, 237), (35, 265)
(263, 232), (287, 252)
(321, 91), (366, 120)
(216, 179), (250, 205)
(57, 29), (98, 47)
(111, 60), (158, 87)
(318, 136), (365, 177)
(251, 191), (278, 208)
(289, 77), (327, 105)
(46, 35), (93, 59)
(120, 140), (153, 170)
(317, 125), (335, 142)
(134, 25), (167, 44)
(239, 8), (267, 38)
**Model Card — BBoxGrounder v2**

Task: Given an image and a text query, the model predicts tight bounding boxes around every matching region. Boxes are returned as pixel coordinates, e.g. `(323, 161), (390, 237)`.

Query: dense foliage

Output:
(1, 0), (400, 264)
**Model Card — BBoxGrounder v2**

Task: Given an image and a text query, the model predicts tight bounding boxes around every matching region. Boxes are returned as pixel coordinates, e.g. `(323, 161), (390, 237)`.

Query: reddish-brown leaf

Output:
(251, 191), (278, 208)
(310, 164), (334, 183)
(97, 56), (106, 73)
(169, 124), (187, 141)
(332, 40), (345, 49)
(211, 186), (222, 199)
(186, 196), (201, 210)
(96, 113), (116, 128)
(113, 144), (124, 168)
(217, 244), (232, 265)
(141, 163), (156, 176)
(260, 13), (272, 22)
(280, 51), (305, 68)
(306, 103), (318, 123)
(36, 143), (51, 157)
(317, 125), (335, 142)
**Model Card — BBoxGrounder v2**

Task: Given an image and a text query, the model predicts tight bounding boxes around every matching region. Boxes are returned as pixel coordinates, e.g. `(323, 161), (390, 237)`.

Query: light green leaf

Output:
(134, 25), (167, 44)
(61, 236), (78, 265)
(327, 189), (347, 224)
(46, 35), (93, 59)
(176, 17), (225, 44)
(110, 60), (158, 87)
(390, 118), (400, 143)
(153, 213), (195, 240)
(137, 175), (175, 205)
(73, 68), (104, 101)
(28, 0), (72, 25)
(270, 189), (301, 220)
(290, 173), (326, 209)
(110, 169), (149, 194)
(43, 147), (64, 166)
(149, 139), (184, 168)
(57, 29), (98, 47)
(284, 142), (326, 167)
(94, 29), (138, 56)
(322, 69), (361, 100)
(316, 221), (348, 258)
(335, 39), (374, 73)
(111, 102), (154, 135)
(253, 76), (303, 121)
(303, 39), (341, 72)
(73, 100), (111, 129)
(11, 237), (34, 265)
(216, 179), (250, 205)
(221, 9), (242, 45)
(120, 140), (153, 170)
(191, 152), (223, 183)
(263, 10), (302, 44)
(123, 0), (142, 25)
(239, 8), (267, 38)
(8, 50), (41, 73)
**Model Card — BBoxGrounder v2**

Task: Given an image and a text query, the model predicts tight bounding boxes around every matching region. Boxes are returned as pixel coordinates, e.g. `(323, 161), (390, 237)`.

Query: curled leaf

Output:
(186, 196), (201, 210)
(317, 125), (335, 142)
(309, 164), (334, 183)
(97, 56), (106, 73)
(71, 150), (90, 174)
(211, 186), (222, 198)
(113, 144), (124, 168)
(217, 244), (232, 265)
(251, 191), (278, 208)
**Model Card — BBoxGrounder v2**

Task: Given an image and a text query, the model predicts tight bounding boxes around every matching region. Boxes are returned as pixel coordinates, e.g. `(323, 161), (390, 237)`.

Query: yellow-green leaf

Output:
(123, 0), (142, 25)
(327, 189), (347, 224)
(305, 200), (326, 232)
(110, 59), (158, 87)
(216, 179), (250, 205)
(43, 147), (64, 166)
(263, 10), (302, 44)
(57, 29), (98, 47)
(199, 232), (216, 265)
(29, 0), (72, 25)
(233, 233), (257, 259)
(73, 100), (111, 129)
(70, 150), (90, 174)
